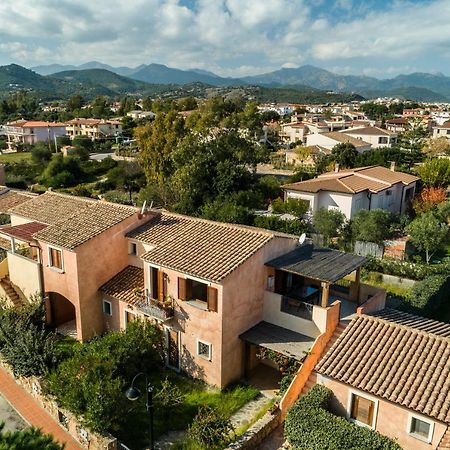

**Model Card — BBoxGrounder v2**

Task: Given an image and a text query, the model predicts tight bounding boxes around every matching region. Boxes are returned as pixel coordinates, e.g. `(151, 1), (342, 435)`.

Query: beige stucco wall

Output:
(317, 376), (447, 450)
(7, 252), (41, 300)
(10, 214), (33, 226)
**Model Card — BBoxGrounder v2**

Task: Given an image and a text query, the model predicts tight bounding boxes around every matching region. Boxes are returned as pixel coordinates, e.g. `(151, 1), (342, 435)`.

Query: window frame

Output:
(102, 299), (112, 316)
(197, 339), (212, 361)
(48, 245), (64, 272)
(347, 390), (378, 430)
(407, 413), (434, 443)
(128, 241), (138, 256)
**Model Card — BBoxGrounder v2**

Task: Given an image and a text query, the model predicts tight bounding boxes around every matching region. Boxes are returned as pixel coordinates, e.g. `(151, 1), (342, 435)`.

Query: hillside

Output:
(0, 64), (62, 92)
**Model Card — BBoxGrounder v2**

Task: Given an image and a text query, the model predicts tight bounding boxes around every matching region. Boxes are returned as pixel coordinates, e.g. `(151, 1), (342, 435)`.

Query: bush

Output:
(46, 320), (164, 433)
(0, 302), (57, 377)
(285, 385), (401, 450)
(404, 274), (450, 317)
(313, 207), (346, 244)
(271, 197), (309, 217)
(254, 215), (310, 235)
(351, 209), (392, 244)
(187, 406), (233, 449)
(0, 423), (64, 450)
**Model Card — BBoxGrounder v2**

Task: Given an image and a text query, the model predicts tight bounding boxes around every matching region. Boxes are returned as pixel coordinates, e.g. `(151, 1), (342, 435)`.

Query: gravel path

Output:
(0, 393), (27, 433)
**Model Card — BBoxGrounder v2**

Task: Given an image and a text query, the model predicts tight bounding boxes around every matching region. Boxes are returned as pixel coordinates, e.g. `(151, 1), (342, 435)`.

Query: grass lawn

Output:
(0, 152), (32, 164)
(362, 271), (412, 305)
(116, 370), (259, 449)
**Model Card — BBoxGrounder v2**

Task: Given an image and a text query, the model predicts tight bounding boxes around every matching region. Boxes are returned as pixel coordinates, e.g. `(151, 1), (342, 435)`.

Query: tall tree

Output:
(417, 158), (450, 187)
(331, 143), (359, 169)
(313, 208), (346, 245)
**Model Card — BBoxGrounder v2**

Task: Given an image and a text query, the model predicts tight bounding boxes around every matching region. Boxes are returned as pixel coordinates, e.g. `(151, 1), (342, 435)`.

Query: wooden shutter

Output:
(207, 286), (218, 312)
(178, 277), (187, 301)
(151, 267), (158, 299)
(274, 270), (284, 294)
(157, 270), (165, 302)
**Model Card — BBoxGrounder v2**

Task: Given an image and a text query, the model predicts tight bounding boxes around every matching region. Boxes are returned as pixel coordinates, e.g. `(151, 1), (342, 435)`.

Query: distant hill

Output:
(0, 64), (61, 91)
(49, 69), (150, 94)
(31, 61), (450, 101)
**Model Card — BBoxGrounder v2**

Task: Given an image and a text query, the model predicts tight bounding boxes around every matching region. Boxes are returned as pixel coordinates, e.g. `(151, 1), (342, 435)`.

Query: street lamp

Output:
(125, 373), (154, 450)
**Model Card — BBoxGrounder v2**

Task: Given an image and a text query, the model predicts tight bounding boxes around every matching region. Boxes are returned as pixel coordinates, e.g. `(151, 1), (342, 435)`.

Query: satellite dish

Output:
(298, 233), (307, 245)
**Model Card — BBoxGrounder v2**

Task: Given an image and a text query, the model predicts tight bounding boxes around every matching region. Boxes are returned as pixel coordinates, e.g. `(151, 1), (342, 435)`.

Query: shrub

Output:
(313, 207), (346, 244)
(0, 423), (64, 450)
(404, 274), (450, 317)
(187, 406), (233, 449)
(254, 215), (310, 235)
(351, 209), (392, 244)
(46, 321), (164, 433)
(285, 385), (401, 450)
(0, 302), (57, 377)
(271, 197), (309, 218)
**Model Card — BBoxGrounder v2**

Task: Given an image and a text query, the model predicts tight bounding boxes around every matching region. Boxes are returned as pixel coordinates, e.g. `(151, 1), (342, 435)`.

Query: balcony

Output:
(134, 290), (175, 321)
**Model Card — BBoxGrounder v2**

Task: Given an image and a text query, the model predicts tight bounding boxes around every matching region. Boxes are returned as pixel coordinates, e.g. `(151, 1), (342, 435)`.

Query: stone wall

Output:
(225, 410), (281, 450)
(0, 360), (117, 450)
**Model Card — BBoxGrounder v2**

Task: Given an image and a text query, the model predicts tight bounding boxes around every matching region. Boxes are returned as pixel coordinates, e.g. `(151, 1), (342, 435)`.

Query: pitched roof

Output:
(283, 165), (418, 194)
(434, 122), (450, 129)
(100, 265), (144, 304)
(127, 211), (276, 282)
(7, 121), (66, 128)
(0, 222), (48, 242)
(316, 313), (450, 423)
(343, 126), (394, 136)
(8, 192), (136, 250)
(320, 131), (371, 148)
(266, 243), (366, 283)
(0, 188), (36, 213)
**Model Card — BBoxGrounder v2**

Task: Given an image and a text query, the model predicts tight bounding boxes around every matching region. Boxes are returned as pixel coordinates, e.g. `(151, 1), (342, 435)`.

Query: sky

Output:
(0, 0), (449, 78)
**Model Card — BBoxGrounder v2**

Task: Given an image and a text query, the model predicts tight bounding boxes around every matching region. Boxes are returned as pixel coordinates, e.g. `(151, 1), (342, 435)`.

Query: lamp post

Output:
(125, 373), (154, 450)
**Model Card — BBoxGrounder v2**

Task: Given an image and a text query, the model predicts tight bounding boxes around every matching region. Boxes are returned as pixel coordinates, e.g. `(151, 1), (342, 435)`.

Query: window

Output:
(190, 279), (208, 302)
(409, 415), (434, 442)
(129, 242), (137, 256)
(378, 137), (388, 144)
(103, 299), (112, 316)
(48, 246), (63, 271)
(349, 393), (377, 428)
(197, 340), (212, 361)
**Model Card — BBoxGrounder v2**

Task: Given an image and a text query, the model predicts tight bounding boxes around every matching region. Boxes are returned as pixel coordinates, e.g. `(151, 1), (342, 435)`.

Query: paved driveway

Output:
(0, 393), (27, 432)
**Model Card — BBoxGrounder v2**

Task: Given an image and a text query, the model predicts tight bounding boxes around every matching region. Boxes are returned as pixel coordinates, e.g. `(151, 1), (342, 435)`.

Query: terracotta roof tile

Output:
(0, 222), (47, 242)
(316, 313), (450, 423)
(100, 265), (144, 303)
(283, 177), (355, 194)
(321, 131), (371, 148)
(0, 189), (36, 213)
(128, 211), (275, 282)
(343, 126), (394, 136)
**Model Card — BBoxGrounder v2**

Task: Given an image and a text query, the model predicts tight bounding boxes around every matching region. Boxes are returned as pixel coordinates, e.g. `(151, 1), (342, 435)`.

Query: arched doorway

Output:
(47, 292), (77, 338)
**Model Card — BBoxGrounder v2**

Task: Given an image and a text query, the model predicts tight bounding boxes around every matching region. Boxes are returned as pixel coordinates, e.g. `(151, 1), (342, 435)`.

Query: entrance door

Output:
(167, 329), (180, 370)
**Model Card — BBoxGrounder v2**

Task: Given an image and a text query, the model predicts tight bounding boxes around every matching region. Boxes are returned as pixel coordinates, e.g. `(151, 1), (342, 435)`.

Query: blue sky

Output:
(0, 0), (448, 78)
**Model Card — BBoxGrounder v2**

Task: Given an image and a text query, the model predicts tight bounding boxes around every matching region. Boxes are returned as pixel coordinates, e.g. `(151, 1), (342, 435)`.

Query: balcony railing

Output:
(280, 296), (314, 321)
(134, 290), (174, 321)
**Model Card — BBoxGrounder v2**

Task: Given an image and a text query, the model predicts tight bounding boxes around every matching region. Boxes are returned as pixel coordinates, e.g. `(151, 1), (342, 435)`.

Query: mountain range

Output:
(0, 61), (446, 102)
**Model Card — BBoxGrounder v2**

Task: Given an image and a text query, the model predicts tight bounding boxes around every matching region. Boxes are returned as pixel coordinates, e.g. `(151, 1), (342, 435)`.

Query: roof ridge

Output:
(363, 313), (450, 342)
(336, 177), (355, 193)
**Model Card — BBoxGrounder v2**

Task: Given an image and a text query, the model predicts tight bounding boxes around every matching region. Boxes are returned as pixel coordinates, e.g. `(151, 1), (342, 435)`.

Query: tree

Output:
(31, 142), (53, 165)
(398, 117), (428, 153)
(422, 137), (450, 157)
(413, 186), (447, 214)
(0, 424), (64, 450)
(271, 197), (309, 218)
(351, 209), (392, 244)
(39, 154), (85, 188)
(416, 158), (450, 187)
(313, 208), (346, 244)
(331, 143), (359, 169)
(406, 213), (448, 263)
(72, 136), (94, 153)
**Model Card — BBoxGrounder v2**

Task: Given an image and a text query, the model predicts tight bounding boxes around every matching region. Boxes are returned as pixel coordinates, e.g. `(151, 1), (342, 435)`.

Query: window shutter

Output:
(158, 270), (165, 302)
(274, 270), (284, 294)
(178, 277), (187, 301)
(207, 286), (218, 312)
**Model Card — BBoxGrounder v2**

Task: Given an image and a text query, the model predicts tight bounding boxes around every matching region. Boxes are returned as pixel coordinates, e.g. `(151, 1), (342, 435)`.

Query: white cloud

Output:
(0, 0), (448, 78)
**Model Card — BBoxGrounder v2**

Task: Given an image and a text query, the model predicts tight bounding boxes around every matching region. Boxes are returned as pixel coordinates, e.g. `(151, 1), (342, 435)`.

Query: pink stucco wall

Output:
(318, 376), (447, 450)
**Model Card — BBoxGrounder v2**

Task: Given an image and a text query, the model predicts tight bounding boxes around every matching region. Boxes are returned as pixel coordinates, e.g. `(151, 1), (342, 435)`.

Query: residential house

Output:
(65, 118), (122, 140)
(341, 126), (397, 148)
(285, 145), (330, 168)
(305, 131), (372, 153)
(279, 122), (307, 144)
(3, 120), (66, 151)
(126, 110), (156, 120)
(310, 309), (450, 450)
(385, 118), (408, 133)
(283, 165), (419, 220)
(432, 122), (450, 140)
(0, 189), (385, 388)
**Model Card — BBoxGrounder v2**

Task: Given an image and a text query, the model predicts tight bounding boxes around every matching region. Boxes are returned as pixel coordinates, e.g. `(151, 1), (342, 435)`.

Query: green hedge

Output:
(285, 385), (401, 450)
(402, 274), (450, 317)
(364, 256), (450, 281)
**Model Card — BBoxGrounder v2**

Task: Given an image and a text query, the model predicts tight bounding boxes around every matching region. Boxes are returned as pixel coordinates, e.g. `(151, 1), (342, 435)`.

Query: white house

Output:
(432, 122), (450, 140)
(305, 131), (372, 153)
(340, 126), (397, 148)
(126, 110), (156, 120)
(282, 165), (419, 220)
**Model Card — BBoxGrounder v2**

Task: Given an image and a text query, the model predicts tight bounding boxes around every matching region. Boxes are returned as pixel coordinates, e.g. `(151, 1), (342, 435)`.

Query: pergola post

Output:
(354, 267), (361, 304)
(321, 282), (330, 308)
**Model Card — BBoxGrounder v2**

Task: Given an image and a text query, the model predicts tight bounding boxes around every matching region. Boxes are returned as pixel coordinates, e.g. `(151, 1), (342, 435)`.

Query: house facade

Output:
(3, 120), (67, 150)
(283, 165), (418, 220)
(66, 118), (122, 140)
(432, 122), (450, 140)
(312, 310), (450, 450)
(341, 126), (397, 148)
(305, 131), (372, 152)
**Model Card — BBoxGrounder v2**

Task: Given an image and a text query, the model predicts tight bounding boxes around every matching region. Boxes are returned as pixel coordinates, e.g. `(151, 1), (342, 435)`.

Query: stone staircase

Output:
(300, 321), (348, 396)
(0, 275), (25, 307)
(438, 428), (450, 450)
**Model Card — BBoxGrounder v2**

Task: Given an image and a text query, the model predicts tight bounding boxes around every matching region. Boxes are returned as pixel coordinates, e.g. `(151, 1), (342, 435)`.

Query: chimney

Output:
(335, 162), (340, 173)
(390, 161), (396, 172)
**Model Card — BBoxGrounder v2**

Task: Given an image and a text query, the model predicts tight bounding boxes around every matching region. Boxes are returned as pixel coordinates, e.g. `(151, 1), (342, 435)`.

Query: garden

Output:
(0, 302), (260, 449)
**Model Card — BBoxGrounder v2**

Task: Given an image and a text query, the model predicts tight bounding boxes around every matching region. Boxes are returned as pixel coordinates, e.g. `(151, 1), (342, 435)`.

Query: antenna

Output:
(149, 200), (154, 209)
(298, 233), (307, 245)
(140, 200), (146, 215)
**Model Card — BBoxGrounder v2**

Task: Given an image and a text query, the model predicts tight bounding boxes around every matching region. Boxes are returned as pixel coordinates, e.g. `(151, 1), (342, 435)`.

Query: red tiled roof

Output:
(0, 221), (48, 242)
